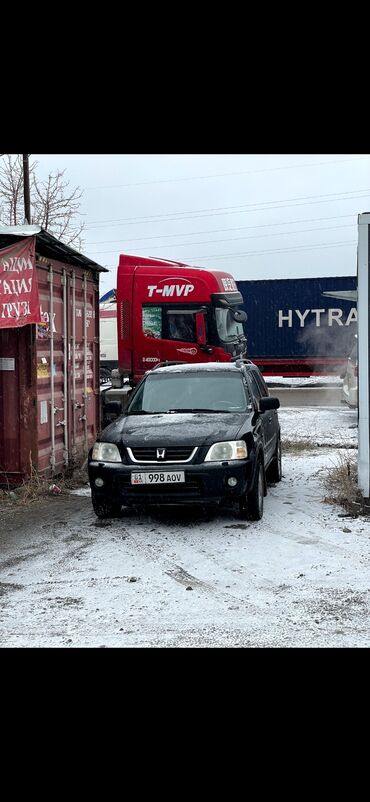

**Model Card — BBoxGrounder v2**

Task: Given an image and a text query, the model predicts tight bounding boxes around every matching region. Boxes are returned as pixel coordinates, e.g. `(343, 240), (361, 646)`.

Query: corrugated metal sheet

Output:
(0, 225), (107, 272)
(35, 262), (100, 474)
(0, 226), (105, 483)
(238, 276), (358, 360)
(0, 225), (41, 236)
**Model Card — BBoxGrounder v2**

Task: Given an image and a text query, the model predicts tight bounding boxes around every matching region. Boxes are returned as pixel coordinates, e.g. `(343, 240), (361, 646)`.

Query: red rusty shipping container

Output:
(0, 228), (107, 483)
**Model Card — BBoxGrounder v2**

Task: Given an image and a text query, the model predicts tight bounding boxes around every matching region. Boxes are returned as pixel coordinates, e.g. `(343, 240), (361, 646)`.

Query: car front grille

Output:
(127, 446), (197, 463)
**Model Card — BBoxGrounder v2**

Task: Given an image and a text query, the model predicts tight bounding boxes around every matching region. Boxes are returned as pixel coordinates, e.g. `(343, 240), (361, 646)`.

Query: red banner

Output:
(0, 237), (41, 329)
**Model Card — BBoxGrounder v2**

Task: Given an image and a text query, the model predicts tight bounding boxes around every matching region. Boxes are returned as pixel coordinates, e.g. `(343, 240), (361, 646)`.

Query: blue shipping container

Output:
(237, 276), (357, 375)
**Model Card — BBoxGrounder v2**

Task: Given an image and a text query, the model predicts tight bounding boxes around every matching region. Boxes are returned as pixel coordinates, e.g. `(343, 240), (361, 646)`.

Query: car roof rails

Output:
(232, 357), (254, 366)
(150, 360), (187, 371)
(232, 357), (256, 379)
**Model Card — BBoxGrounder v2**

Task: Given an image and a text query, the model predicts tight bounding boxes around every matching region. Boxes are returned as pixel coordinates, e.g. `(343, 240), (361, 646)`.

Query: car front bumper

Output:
(88, 459), (253, 506)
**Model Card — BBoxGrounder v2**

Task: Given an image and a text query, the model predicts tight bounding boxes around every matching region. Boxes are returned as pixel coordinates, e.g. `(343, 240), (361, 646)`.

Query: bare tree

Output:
(0, 154), (85, 250)
(0, 154), (37, 225)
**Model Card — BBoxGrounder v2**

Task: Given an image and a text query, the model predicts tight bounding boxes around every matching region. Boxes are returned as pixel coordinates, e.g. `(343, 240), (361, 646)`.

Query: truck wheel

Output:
(242, 460), (264, 521)
(267, 437), (282, 483)
(92, 491), (122, 519)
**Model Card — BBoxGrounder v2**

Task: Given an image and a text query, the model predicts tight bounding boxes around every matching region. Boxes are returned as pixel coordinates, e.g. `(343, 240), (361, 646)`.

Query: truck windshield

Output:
(215, 308), (244, 342)
(128, 372), (249, 414)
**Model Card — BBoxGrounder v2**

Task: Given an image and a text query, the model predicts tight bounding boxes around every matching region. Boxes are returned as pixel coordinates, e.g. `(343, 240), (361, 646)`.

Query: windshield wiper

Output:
(129, 408), (238, 415)
(127, 410), (153, 415)
(165, 408), (223, 413)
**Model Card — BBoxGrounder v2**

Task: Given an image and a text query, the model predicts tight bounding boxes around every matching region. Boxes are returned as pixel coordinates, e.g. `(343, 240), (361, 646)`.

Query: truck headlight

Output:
(92, 442), (122, 463)
(204, 440), (247, 462)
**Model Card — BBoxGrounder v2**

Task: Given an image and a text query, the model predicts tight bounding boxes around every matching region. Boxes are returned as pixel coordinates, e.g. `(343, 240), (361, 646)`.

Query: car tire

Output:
(92, 491), (122, 519)
(239, 459), (264, 520)
(267, 436), (282, 482)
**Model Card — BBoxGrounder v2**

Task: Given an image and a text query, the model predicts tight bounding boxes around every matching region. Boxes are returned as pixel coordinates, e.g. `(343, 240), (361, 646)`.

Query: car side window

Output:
(247, 372), (262, 402)
(254, 371), (269, 397)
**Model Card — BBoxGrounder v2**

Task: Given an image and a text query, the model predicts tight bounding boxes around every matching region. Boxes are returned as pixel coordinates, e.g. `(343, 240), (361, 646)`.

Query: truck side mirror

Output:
(195, 312), (206, 346)
(233, 309), (247, 323)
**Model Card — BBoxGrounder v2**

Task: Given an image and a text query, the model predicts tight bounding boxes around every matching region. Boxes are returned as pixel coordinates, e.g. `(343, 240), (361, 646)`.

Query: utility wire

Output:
(86, 213), (356, 246)
(87, 223), (355, 256)
(185, 240), (357, 261)
(84, 155), (370, 191)
(100, 239), (357, 271)
(84, 188), (370, 230)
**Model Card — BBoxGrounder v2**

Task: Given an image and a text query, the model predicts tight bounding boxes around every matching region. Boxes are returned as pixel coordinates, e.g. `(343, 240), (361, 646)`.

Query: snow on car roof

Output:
(151, 362), (244, 375)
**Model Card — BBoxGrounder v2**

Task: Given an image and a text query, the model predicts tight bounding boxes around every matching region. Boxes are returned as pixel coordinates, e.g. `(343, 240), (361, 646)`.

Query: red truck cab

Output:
(116, 254), (247, 385)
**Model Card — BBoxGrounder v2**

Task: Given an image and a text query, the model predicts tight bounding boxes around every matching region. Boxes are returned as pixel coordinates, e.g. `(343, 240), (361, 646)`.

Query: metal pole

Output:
(49, 266), (56, 473)
(22, 154), (31, 224)
(62, 269), (69, 467)
(83, 272), (88, 453)
(72, 273), (77, 454)
(358, 214), (370, 497)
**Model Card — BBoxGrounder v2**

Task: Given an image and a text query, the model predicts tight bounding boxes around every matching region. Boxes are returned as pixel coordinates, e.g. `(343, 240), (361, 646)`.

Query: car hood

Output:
(101, 411), (251, 447)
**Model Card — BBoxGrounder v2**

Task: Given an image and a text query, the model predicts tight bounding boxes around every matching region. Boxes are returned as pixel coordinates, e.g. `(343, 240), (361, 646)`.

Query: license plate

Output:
(131, 471), (185, 485)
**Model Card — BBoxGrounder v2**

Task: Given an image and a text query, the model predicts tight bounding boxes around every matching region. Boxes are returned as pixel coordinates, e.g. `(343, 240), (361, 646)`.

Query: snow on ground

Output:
(0, 405), (368, 648)
(279, 405), (357, 448)
(265, 375), (342, 386)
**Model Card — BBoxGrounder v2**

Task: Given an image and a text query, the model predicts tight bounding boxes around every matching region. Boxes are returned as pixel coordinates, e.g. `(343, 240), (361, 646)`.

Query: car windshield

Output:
(127, 372), (249, 414)
(215, 308), (244, 342)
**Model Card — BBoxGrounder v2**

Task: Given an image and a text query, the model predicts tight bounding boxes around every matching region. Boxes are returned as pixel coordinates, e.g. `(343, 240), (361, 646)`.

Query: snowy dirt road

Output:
(0, 404), (369, 648)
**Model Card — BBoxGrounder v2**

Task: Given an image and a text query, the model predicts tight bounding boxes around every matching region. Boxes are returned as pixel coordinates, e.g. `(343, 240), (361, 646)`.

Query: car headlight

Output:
(204, 440), (247, 462)
(92, 442), (122, 463)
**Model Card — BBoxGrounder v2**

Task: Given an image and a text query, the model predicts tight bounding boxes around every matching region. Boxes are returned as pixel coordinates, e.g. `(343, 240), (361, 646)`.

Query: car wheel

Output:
(92, 491), (122, 519)
(243, 460), (264, 521)
(267, 436), (282, 482)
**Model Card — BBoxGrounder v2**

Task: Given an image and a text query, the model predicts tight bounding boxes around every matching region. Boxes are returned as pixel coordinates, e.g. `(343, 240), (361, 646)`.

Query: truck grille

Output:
(120, 300), (130, 340)
(127, 446), (197, 463)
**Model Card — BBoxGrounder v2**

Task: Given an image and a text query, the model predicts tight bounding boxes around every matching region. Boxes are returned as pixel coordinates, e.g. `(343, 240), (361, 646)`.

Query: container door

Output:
(0, 328), (20, 476)
(0, 325), (36, 481)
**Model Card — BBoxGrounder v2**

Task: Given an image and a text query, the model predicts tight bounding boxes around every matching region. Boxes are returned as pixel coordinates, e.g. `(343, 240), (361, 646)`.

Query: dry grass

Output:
(321, 451), (361, 511)
(0, 453), (88, 510)
(282, 438), (315, 453)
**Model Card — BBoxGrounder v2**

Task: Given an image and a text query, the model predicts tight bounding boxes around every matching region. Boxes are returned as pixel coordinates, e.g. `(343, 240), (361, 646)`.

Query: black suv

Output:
(88, 361), (281, 521)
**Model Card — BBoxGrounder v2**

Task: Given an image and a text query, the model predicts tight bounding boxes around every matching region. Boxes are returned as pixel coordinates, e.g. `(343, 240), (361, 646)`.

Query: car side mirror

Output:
(259, 396), (280, 412)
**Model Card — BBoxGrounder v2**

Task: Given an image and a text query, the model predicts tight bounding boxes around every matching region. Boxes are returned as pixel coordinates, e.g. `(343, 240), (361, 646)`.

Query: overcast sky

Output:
(34, 154), (370, 297)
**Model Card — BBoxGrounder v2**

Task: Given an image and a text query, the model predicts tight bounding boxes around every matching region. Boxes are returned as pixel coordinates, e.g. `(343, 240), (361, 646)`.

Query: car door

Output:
(247, 370), (277, 464)
(245, 371), (272, 463)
